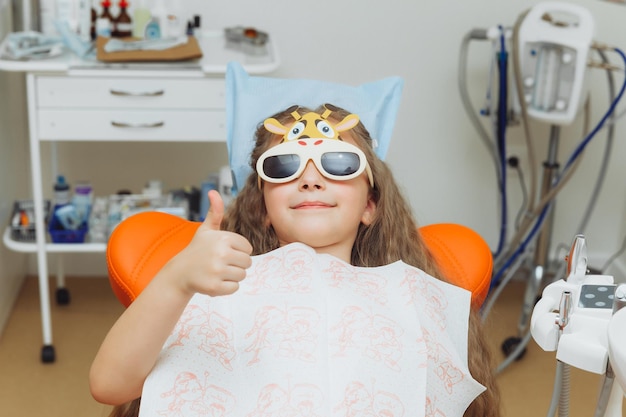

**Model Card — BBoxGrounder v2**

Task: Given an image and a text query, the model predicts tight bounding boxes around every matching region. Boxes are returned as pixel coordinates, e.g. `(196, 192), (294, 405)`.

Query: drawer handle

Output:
(109, 89), (165, 97)
(111, 121), (165, 128)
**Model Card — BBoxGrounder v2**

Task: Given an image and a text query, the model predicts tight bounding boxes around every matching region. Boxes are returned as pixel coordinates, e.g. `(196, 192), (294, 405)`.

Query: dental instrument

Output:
(531, 234), (626, 417)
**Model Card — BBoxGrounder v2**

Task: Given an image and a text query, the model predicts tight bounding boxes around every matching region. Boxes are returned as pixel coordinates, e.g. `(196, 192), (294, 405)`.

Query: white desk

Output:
(0, 31), (279, 362)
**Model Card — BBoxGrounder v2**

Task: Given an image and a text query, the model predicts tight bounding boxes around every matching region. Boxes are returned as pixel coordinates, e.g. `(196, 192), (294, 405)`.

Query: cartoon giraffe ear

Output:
(263, 118), (288, 135)
(334, 114), (360, 132)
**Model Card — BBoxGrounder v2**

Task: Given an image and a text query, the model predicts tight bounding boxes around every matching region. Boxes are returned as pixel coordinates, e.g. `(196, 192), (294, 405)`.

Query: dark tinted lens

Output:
(263, 154), (301, 179)
(321, 152), (361, 176)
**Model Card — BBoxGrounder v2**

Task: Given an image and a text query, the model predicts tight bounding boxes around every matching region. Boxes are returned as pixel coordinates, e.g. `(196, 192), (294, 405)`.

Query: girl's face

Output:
(262, 132), (376, 263)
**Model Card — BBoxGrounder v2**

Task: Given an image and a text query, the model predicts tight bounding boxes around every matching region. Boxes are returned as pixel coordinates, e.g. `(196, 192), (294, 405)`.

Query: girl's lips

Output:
(292, 201), (334, 209)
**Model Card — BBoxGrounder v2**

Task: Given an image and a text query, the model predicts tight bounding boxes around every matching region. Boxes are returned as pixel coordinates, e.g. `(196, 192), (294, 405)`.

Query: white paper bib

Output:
(139, 243), (485, 416)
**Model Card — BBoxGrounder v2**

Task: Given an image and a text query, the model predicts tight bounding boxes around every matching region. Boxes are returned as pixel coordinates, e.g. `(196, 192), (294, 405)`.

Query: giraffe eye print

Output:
(288, 122), (305, 141)
(316, 121), (334, 138)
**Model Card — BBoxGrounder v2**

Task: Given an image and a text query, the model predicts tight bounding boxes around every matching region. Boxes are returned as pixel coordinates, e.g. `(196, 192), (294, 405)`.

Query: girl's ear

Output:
(361, 195), (377, 226)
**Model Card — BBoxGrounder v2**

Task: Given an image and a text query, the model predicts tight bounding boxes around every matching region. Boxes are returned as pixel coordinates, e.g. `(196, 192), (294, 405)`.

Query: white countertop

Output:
(0, 30), (280, 76)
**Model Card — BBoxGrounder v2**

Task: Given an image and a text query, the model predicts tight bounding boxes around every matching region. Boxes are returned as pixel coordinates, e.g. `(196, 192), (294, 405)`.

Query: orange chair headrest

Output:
(106, 212), (200, 307)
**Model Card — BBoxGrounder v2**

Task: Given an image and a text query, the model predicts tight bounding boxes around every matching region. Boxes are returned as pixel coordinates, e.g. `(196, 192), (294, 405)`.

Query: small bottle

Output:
(144, 18), (161, 39)
(150, 0), (167, 37)
(56, 0), (77, 32)
(88, 197), (109, 243)
(72, 181), (93, 225)
(51, 175), (81, 231)
(90, 7), (97, 40)
(97, 0), (114, 37)
(53, 175), (71, 208)
(142, 180), (163, 197)
(113, 0), (132, 38)
(77, 0), (92, 42)
(96, 18), (112, 38)
(193, 15), (201, 37)
(39, 0), (57, 35)
(132, 0), (151, 38)
(99, 0), (114, 23)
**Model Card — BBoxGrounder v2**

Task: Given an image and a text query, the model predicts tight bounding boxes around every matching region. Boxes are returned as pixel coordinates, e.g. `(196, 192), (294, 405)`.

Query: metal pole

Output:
(535, 125), (561, 269)
(518, 125), (560, 336)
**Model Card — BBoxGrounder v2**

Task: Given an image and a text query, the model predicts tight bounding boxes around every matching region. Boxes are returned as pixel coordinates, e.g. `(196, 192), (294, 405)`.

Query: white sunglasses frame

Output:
(256, 138), (374, 187)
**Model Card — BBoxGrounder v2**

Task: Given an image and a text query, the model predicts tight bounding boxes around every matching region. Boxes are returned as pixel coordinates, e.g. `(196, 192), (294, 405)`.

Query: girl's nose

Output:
(298, 160), (325, 190)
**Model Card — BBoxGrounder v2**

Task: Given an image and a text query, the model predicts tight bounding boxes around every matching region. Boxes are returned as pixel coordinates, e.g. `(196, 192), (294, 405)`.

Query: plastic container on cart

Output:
(9, 200), (51, 242)
(48, 216), (88, 243)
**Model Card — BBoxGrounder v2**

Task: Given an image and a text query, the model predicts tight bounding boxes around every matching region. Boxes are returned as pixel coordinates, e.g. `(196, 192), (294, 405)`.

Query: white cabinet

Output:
(0, 32), (279, 363)
(36, 76), (227, 141)
(38, 109), (226, 140)
(36, 76), (226, 109)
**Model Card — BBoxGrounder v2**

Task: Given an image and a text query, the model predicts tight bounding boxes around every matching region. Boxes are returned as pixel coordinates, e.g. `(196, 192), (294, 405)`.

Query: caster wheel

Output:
(56, 288), (71, 305)
(501, 336), (526, 361)
(41, 345), (56, 363)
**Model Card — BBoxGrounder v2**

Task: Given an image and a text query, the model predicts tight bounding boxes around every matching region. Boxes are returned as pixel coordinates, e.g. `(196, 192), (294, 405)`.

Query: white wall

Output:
(186, 0), (624, 276)
(0, 1), (31, 332)
(13, 0), (626, 282)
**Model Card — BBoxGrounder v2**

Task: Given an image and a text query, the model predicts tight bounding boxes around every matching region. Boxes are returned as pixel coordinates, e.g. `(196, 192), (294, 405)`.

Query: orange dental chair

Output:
(105, 211), (492, 310)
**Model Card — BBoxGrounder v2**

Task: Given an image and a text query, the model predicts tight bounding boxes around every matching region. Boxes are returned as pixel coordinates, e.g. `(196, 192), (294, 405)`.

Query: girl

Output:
(90, 104), (501, 417)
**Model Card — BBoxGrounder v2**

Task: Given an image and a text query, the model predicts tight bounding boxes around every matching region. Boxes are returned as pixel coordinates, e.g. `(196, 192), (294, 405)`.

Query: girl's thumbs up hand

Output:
(168, 190), (253, 297)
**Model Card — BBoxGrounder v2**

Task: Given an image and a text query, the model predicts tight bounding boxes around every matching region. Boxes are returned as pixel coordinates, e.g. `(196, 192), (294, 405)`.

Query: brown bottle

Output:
(99, 0), (113, 22)
(113, 0), (132, 38)
(97, 0), (113, 37)
(90, 8), (97, 40)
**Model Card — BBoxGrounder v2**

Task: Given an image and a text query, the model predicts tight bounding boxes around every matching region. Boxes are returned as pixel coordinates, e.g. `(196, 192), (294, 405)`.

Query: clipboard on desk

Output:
(96, 36), (203, 62)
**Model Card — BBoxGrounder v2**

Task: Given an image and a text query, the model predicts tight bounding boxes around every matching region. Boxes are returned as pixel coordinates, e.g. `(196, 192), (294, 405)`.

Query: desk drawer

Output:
(37, 109), (226, 141)
(36, 76), (225, 109)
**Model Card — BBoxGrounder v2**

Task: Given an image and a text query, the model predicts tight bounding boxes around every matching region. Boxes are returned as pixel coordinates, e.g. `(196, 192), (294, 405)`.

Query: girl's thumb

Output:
(203, 190), (224, 230)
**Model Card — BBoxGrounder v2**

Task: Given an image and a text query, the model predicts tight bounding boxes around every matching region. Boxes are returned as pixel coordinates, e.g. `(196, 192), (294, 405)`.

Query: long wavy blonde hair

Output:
(109, 104), (501, 417)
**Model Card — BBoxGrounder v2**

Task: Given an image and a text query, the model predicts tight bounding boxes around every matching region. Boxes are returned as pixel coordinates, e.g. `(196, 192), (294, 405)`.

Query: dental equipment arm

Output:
(531, 235), (625, 417)
(532, 235), (614, 374)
